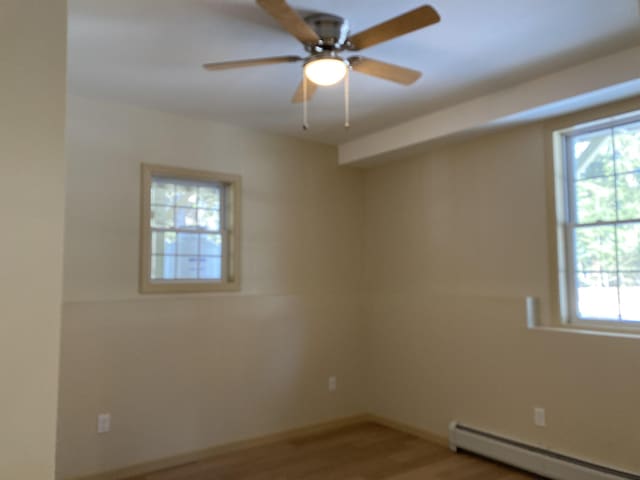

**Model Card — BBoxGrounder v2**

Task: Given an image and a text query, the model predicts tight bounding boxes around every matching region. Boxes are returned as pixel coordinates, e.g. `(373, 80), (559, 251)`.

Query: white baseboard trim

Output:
(449, 422), (639, 480)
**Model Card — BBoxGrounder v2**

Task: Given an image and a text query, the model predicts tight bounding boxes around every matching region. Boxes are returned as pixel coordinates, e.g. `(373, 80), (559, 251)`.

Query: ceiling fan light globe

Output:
(304, 58), (348, 86)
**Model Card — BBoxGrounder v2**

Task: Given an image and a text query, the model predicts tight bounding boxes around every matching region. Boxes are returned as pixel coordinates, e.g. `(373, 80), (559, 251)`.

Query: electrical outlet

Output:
(97, 413), (111, 433)
(328, 376), (337, 392)
(534, 407), (546, 427)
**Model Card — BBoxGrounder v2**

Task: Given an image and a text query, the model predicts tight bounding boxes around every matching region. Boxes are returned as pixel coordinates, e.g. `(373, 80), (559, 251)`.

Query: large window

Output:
(554, 114), (640, 325)
(140, 164), (240, 293)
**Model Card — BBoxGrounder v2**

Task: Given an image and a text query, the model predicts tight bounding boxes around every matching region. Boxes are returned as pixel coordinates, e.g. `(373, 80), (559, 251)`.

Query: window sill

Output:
(528, 324), (640, 340)
(525, 297), (640, 339)
(139, 280), (240, 294)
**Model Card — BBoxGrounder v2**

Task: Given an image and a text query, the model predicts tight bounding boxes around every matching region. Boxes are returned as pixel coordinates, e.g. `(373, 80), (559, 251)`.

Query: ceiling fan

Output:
(202, 0), (441, 105)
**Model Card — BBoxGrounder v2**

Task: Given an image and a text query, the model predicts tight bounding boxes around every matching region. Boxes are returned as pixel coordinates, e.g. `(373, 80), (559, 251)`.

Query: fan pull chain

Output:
(344, 68), (350, 129)
(302, 74), (309, 131)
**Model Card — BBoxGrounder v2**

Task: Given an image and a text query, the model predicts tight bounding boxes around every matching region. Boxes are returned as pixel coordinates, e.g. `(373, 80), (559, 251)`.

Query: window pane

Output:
(616, 172), (640, 220)
(150, 206), (174, 228)
(620, 273), (640, 321)
(576, 272), (619, 320)
(176, 184), (198, 208)
(197, 209), (220, 231)
(151, 255), (176, 280)
(198, 186), (220, 209)
(176, 256), (199, 279)
(151, 181), (175, 206)
(200, 256), (222, 280)
(177, 233), (199, 255)
(200, 234), (222, 256)
(574, 226), (616, 272)
(574, 176), (616, 224)
(618, 222), (640, 272)
(572, 130), (614, 180)
(176, 207), (198, 229)
(151, 231), (176, 255)
(614, 121), (640, 174)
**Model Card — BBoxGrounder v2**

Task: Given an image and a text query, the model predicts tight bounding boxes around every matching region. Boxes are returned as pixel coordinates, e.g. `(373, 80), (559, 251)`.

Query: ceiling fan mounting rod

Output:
(303, 13), (350, 52)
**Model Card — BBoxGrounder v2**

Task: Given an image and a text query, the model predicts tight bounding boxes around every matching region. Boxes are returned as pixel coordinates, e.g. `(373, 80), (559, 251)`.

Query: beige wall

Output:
(363, 103), (640, 473)
(57, 96), (365, 478)
(0, 1), (67, 479)
(58, 88), (640, 478)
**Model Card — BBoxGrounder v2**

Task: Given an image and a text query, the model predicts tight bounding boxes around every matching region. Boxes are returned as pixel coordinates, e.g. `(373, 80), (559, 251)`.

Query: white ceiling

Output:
(68, 0), (640, 145)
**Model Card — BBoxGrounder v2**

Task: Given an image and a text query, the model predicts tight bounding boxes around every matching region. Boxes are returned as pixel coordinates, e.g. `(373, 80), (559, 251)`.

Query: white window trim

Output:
(139, 163), (241, 294)
(552, 109), (640, 331)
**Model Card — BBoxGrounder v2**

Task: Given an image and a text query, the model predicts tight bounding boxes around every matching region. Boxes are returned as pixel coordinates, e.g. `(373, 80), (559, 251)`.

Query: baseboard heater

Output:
(448, 422), (639, 480)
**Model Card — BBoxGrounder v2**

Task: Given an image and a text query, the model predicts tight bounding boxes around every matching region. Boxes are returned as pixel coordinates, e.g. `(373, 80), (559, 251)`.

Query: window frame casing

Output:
(139, 163), (241, 294)
(552, 110), (640, 330)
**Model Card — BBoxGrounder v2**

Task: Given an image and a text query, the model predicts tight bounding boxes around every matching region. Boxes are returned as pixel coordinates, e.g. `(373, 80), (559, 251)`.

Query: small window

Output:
(554, 114), (640, 326)
(140, 164), (240, 293)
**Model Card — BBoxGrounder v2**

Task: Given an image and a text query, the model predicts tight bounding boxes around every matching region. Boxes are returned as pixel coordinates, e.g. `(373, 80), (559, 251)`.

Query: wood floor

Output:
(125, 422), (541, 480)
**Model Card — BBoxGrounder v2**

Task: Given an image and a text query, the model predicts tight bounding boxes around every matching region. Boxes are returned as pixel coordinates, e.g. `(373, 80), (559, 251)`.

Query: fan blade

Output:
(256, 0), (320, 45)
(349, 57), (421, 85)
(348, 5), (440, 51)
(203, 55), (302, 71)
(291, 79), (318, 103)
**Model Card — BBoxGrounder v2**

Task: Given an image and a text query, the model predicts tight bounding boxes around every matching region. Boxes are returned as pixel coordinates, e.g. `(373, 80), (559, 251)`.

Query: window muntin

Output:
(562, 118), (640, 323)
(140, 164), (240, 293)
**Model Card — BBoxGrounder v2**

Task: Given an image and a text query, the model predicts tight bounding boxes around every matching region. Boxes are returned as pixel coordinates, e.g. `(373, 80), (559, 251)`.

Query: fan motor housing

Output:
(304, 13), (350, 51)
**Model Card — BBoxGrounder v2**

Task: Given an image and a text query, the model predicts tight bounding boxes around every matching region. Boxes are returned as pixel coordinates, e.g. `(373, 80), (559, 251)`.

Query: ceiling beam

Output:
(338, 45), (640, 166)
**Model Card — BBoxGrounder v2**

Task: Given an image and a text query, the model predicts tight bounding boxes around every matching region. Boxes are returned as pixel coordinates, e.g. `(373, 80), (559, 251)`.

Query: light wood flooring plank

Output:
(124, 422), (542, 480)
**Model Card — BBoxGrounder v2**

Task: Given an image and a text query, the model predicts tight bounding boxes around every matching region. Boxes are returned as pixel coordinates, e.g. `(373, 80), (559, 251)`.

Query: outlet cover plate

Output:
(97, 413), (111, 433)
(534, 407), (546, 427)
(328, 376), (337, 392)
